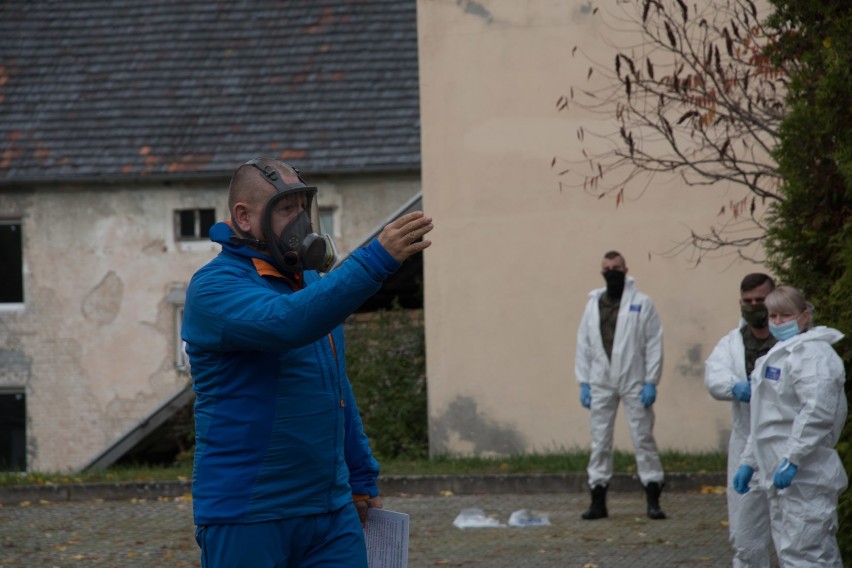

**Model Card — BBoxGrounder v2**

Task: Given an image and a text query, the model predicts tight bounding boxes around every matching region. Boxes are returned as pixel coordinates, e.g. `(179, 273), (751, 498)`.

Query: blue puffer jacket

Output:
(183, 222), (399, 525)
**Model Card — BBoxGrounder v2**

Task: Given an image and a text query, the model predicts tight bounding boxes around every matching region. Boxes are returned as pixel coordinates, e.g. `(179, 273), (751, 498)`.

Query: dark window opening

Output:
(115, 400), (194, 467)
(0, 221), (23, 303)
(355, 251), (424, 312)
(0, 392), (26, 472)
(176, 209), (216, 241)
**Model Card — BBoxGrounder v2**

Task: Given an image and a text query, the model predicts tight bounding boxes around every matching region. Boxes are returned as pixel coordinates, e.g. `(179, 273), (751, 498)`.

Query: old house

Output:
(0, 0), (420, 472)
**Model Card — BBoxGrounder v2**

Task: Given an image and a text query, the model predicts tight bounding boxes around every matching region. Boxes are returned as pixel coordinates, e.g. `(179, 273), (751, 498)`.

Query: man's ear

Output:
(233, 203), (252, 233)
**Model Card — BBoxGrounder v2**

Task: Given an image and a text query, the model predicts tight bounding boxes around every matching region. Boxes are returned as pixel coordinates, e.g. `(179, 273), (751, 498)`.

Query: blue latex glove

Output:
(773, 459), (798, 489)
(732, 381), (751, 403)
(580, 383), (591, 409)
(640, 383), (656, 408)
(732, 465), (754, 494)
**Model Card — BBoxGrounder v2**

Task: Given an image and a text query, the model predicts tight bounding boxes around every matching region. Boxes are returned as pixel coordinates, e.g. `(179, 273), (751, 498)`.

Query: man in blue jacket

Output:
(182, 157), (433, 567)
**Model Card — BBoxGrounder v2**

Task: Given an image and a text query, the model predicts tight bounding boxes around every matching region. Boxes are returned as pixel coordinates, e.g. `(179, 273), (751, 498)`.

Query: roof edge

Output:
(0, 164), (421, 188)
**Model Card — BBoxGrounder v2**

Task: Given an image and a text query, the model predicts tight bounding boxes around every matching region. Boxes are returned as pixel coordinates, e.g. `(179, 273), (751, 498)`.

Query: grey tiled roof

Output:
(0, 0), (420, 183)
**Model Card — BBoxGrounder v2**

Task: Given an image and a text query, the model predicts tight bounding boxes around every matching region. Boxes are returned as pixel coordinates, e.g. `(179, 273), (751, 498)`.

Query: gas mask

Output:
(240, 158), (337, 273)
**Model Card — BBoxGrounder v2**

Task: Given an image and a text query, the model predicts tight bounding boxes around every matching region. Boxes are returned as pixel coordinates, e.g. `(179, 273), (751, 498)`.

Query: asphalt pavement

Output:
(0, 474), (741, 568)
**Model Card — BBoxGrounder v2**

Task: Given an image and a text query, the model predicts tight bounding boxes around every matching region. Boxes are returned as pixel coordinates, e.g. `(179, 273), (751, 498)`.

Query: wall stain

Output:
(430, 395), (526, 455)
(716, 425), (731, 453)
(457, 0), (493, 23)
(142, 238), (167, 254)
(82, 271), (123, 325)
(676, 343), (704, 380)
(0, 348), (32, 385)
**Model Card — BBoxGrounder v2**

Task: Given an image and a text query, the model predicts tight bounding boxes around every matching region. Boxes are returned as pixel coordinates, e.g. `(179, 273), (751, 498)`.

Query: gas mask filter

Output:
(242, 158), (337, 273)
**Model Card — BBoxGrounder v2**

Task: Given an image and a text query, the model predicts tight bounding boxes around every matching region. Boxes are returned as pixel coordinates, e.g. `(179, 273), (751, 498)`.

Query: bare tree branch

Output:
(555, 0), (786, 264)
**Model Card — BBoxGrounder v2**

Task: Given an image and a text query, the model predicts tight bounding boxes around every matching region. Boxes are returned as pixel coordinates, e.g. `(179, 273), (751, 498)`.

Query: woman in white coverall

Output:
(733, 286), (848, 567)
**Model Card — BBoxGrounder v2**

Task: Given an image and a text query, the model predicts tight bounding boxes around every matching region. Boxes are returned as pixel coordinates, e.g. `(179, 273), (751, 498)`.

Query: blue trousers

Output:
(195, 502), (368, 568)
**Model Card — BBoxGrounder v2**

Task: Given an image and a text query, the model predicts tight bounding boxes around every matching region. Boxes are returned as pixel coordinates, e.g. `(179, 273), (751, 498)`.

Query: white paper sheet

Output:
(363, 508), (409, 568)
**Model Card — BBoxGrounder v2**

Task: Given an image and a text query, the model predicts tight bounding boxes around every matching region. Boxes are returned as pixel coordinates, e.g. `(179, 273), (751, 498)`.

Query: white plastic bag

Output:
(452, 508), (506, 528)
(508, 508), (551, 527)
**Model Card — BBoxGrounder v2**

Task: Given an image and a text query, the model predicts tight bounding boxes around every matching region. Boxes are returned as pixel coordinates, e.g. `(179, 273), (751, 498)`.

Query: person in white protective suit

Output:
(575, 251), (666, 520)
(704, 273), (776, 567)
(733, 286), (848, 567)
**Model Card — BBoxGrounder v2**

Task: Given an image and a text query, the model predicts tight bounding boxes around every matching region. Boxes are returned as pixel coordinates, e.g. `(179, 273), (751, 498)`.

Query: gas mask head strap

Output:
(243, 158), (315, 195)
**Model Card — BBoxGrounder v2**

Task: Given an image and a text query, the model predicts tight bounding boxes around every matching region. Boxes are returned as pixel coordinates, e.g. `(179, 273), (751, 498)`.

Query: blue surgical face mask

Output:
(768, 318), (801, 341)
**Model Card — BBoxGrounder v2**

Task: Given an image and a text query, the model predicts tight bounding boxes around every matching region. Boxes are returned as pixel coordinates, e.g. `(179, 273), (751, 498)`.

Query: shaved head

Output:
(228, 162), (275, 214)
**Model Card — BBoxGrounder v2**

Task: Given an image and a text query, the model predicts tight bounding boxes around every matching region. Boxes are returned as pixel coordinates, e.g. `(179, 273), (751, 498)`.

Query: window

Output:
(319, 207), (335, 236)
(175, 306), (189, 373)
(0, 390), (26, 472)
(175, 209), (216, 241)
(0, 221), (23, 304)
(168, 285), (190, 373)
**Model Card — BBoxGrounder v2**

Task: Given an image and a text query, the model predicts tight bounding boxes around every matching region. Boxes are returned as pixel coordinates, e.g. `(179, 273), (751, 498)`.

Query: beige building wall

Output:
(0, 173), (418, 472)
(418, 1), (768, 456)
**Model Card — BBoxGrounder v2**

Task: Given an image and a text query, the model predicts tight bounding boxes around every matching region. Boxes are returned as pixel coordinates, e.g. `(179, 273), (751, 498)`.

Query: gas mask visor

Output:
(249, 159), (337, 273)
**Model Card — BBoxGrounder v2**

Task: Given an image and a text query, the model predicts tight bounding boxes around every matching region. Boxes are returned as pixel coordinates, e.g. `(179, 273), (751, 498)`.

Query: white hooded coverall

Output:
(740, 326), (848, 568)
(704, 327), (772, 568)
(575, 276), (665, 487)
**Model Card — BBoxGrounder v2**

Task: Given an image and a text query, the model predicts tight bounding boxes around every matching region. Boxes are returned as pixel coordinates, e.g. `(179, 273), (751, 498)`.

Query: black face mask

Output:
(741, 305), (769, 329)
(603, 269), (626, 299)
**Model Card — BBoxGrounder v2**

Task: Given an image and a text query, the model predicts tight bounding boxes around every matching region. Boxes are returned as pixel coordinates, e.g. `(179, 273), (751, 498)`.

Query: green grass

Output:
(0, 463), (194, 487)
(0, 450), (725, 486)
(379, 450), (726, 475)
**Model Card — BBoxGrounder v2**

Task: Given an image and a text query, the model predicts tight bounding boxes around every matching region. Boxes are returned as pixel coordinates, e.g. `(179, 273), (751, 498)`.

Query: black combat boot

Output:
(581, 484), (608, 520)
(644, 481), (666, 519)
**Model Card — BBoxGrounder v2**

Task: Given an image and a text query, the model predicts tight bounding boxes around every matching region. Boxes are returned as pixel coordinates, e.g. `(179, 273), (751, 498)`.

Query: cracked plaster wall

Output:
(0, 173), (418, 471)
